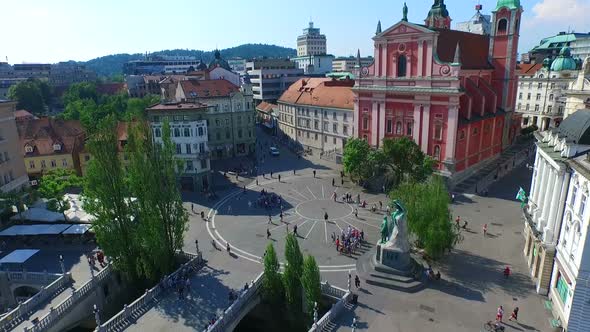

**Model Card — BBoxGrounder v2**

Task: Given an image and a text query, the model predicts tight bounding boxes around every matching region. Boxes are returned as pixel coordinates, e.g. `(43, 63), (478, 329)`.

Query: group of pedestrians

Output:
(256, 189), (282, 210)
(87, 250), (107, 269)
(164, 269), (192, 300)
(333, 225), (364, 256)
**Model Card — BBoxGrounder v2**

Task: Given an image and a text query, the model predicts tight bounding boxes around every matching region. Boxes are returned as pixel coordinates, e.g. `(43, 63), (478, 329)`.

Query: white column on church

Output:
(375, 45), (381, 76)
(371, 102), (379, 146)
(417, 40), (424, 77)
(421, 105), (431, 153)
(535, 159), (549, 220)
(549, 171), (571, 244)
(378, 102), (386, 145)
(353, 99), (359, 138)
(540, 168), (556, 232)
(381, 45), (387, 77)
(425, 41), (433, 76)
(445, 106), (458, 161)
(413, 105), (421, 144)
(531, 152), (542, 204)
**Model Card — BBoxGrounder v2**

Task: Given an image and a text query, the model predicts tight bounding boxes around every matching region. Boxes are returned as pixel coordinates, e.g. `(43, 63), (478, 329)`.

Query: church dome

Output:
(551, 46), (577, 71)
(208, 49), (232, 71)
(496, 0), (520, 10)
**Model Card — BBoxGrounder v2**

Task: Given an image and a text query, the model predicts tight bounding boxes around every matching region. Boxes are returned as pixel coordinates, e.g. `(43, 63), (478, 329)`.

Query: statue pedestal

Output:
(376, 243), (412, 272)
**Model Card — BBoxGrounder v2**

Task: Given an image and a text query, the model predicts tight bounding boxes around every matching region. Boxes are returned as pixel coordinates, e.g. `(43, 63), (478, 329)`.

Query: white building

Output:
(525, 110), (590, 331)
(227, 58), (247, 74)
(516, 48), (579, 131)
(291, 54), (334, 75)
(455, 5), (491, 35)
(564, 58), (590, 118)
(146, 103), (212, 191)
(297, 21), (327, 57)
(246, 59), (304, 103)
(277, 77), (355, 155)
(332, 57), (373, 73)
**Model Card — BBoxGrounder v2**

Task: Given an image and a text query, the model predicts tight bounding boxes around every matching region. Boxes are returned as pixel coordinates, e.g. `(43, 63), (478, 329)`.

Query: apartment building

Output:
(246, 59), (304, 103)
(0, 101), (28, 192)
(331, 57), (373, 73)
(277, 78), (354, 155)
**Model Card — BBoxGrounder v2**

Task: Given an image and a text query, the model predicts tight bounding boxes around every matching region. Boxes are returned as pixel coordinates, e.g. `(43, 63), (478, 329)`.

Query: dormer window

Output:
(53, 144), (62, 151)
(25, 145), (33, 153)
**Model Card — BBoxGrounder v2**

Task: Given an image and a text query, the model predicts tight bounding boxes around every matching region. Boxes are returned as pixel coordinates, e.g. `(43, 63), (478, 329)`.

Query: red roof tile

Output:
(434, 29), (493, 70)
(17, 118), (85, 157)
(179, 79), (239, 98)
(278, 78), (355, 110)
(146, 102), (210, 111)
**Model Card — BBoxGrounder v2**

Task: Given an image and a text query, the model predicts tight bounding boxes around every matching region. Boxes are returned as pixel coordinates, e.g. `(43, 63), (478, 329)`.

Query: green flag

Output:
(516, 187), (527, 208)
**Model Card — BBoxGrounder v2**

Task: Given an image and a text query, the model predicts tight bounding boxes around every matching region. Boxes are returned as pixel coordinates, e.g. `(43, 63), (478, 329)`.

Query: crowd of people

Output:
(256, 189), (283, 210)
(332, 225), (364, 256)
(163, 267), (193, 300)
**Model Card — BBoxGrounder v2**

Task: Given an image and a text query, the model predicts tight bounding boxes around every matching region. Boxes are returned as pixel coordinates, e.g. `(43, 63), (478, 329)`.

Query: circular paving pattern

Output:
(206, 173), (389, 271)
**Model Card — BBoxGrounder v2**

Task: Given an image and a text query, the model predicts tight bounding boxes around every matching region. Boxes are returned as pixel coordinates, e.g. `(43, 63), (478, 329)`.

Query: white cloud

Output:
(527, 0), (590, 27)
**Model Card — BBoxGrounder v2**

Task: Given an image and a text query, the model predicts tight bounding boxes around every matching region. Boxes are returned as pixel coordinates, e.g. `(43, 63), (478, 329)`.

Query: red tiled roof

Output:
(278, 78), (355, 110)
(15, 110), (35, 119)
(516, 63), (543, 76)
(17, 118), (85, 157)
(256, 101), (276, 113)
(434, 29), (493, 70)
(146, 102), (210, 111)
(179, 79), (239, 98)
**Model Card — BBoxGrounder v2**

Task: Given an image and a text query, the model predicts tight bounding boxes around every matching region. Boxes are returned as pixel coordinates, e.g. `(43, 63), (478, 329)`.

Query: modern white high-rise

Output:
(455, 5), (491, 35)
(296, 21), (327, 57)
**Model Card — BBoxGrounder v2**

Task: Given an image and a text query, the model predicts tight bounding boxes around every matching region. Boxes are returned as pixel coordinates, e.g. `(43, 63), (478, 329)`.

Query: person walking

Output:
(191, 203), (194, 213)
(332, 178), (335, 187)
(268, 214), (272, 224)
(508, 307), (519, 321)
(341, 178), (344, 186)
(278, 174), (281, 182)
(313, 170), (316, 178)
(270, 171), (273, 178)
(455, 216), (461, 228)
(354, 208), (358, 218)
(483, 223), (488, 237)
(293, 169), (296, 175)
(256, 178), (259, 186)
(496, 305), (504, 322)
(267, 228), (271, 239)
(355, 275), (360, 288)
(324, 212), (329, 222)
(379, 201), (383, 210)
(293, 224), (298, 236)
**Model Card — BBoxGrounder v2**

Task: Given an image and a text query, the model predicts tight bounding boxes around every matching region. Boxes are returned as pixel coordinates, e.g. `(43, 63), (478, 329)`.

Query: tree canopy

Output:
(38, 169), (82, 213)
(283, 233), (304, 310)
(262, 243), (283, 304)
(343, 138), (372, 182)
(390, 176), (459, 259)
(301, 255), (321, 318)
(7, 79), (51, 115)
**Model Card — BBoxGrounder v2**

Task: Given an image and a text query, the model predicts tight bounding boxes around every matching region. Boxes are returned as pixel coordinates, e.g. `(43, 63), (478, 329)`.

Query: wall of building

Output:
(0, 102), (29, 192)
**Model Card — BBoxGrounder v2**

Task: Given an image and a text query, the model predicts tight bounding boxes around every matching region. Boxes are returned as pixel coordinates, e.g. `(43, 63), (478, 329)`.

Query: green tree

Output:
(83, 116), (142, 282)
(378, 137), (436, 187)
(124, 95), (159, 121)
(343, 138), (372, 182)
(283, 233), (304, 309)
(7, 79), (51, 114)
(391, 176), (459, 259)
(126, 120), (188, 280)
(262, 243), (283, 304)
(38, 169), (82, 213)
(301, 255), (321, 317)
(63, 82), (98, 106)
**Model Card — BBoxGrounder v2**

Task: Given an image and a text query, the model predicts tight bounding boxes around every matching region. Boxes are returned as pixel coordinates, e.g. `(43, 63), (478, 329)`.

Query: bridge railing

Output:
(309, 282), (352, 332)
(23, 264), (113, 332)
(0, 272), (72, 332)
(6, 270), (61, 284)
(96, 251), (204, 332)
(203, 272), (264, 332)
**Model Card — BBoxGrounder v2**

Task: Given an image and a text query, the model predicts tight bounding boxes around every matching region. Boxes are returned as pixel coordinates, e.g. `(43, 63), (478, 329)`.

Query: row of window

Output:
(184, 159), (208, 172)
(154, 126), (206, 139)
(519, 92), (555, 101)
(0, 151), (10, 163)
(519, 82), (567, 90)
(28, 159), (68, 169)
(297, 108), (349, 121)
(517, 103), (564, 114)
(174, 143), (207, 155)
(0, 171), (14, 187)
(213, 129), (253, 141)
(297, 130), (341, 145)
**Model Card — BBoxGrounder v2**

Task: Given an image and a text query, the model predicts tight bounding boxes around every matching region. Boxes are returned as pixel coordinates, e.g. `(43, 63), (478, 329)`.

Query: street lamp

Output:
(59, 255), (65, 275)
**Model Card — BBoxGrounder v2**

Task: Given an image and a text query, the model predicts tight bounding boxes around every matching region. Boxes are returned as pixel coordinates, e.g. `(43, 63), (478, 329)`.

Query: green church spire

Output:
(495, 0), (521, 11)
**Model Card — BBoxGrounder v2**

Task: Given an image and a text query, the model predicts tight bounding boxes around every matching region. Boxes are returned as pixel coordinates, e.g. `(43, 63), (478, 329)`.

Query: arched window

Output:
(563, 212), (572, 248)
(406, 122), (413, 136)
(571, 223), (581, 256)
(395, 121), (402, 135)
(497, 19), (508, 35)
(433, 145), (441, 161)
(398, 55), (407, 78)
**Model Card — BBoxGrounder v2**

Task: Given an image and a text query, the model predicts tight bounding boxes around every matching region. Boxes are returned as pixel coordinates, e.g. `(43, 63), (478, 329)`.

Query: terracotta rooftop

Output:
(17, 118), (85, 157)
(256, 101), (276, 113)
(517, 63), (543, 76)
(179, 79), (239, 98)
(278, 78), (355, 110)
(433, 28), (493, 70)
(146, 102), (210, 111)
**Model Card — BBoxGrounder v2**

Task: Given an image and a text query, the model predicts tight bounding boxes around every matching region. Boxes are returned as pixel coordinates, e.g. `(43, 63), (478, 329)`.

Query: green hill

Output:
(82, 44), (296, 77)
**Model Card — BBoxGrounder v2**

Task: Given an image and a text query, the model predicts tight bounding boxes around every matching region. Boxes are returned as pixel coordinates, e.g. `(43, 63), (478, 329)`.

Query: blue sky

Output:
(3, 0), (590, 64)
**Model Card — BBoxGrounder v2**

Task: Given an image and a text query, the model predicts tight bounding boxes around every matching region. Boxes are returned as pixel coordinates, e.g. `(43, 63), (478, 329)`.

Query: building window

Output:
(41, 160), (46, 168)
(472, 127), (479, 136)
(397, 55), (407, 77)
(314, 110), (318, 117)
(538, 82), (543, 89)
(226, 130), (231, 139)
(343, 113), (347, 122)
(343, 125), (348, 135)
(395, 121), (402, 135)
(407, 122), (413, 136)
(238, 129), (243, 138)
(333, 123), (337, 133)
(572, 223), (581, 255)
(579, 194), (587, 217)
(571, 184), (578, 207)
(155, 128), (161, 137)
(62, 159), (67, 166)
(198, 127), (204, 136)
(527, 93), (531, 100)
(518, 93), (522, 100)
(497, 18), (508, 35)
(184, 128), (190, 137)
(549, 94), (554, 101)
(534, 105), (539, 112)
(315, 121), (319, 130)
(186, 144), (191, 154)
(186, 160), (194, 171)
(555, 273), (570, 304)
(153, 116), (160, 122)
(25, 145), (33, 153)
(216, 132), (221, 140)
(433, 123), (443, 140)
(536, 94), (541, 101)
(201, 159), (208, 169)
(551, 83), (556, 89)
(386, 119), (393, 133)
(548, 105), (553, 113)
(324, 135), (327, 142)
(314, 133), (318, 140)
(29, 160), (35, 169)
(176, 144), (182, 154)
(459, 130), (465, 140)
(333, 112), (337, 120)
(51, 160), (57, 168)
(333, 137), (337, 144)
(526, 104), (530, 111)
(53, 144), (61, 151)
(174, 128), (180, 137)
(528, 83), (532, 89)
(215, 119), (220, 126)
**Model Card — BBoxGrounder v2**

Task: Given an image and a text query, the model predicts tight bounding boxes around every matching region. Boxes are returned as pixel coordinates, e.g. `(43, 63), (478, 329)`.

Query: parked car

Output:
(269, 147), (280, 156)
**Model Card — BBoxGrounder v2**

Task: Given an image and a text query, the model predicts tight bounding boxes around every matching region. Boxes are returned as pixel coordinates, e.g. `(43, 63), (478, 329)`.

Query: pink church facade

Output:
(353, 0), (523, 181)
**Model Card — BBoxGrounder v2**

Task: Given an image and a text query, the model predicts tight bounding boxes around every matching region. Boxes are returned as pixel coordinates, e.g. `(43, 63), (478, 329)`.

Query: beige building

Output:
(277, 78), (355, 155)
(0, 101), (28, 192)
(332, 57), (373, 72)
(564, 58), (590, 119)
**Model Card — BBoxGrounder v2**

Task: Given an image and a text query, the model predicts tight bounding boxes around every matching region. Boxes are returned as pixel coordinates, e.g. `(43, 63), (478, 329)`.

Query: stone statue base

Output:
(376, 243), (412, 272)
